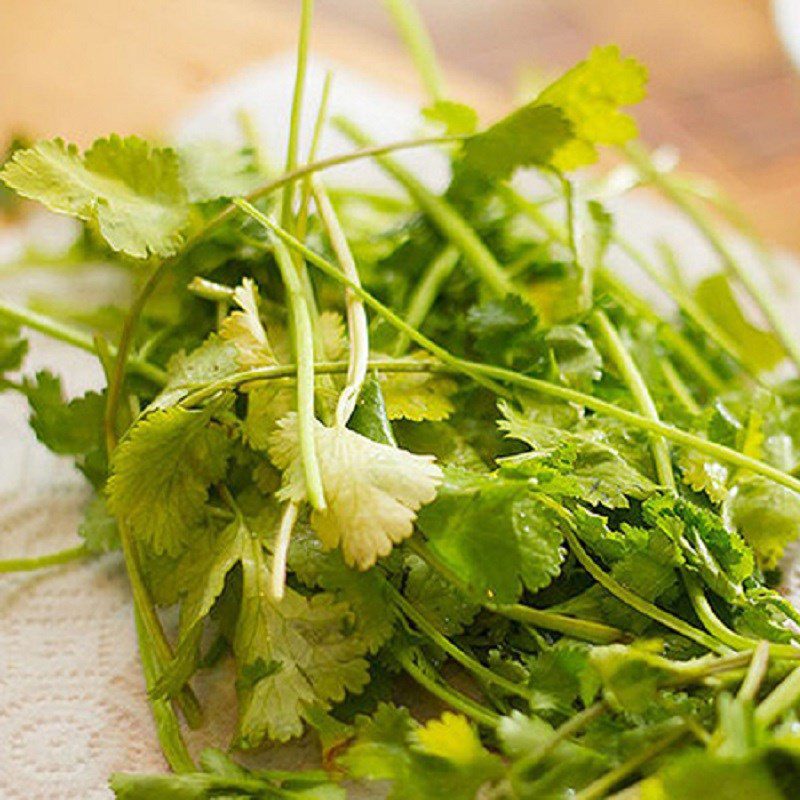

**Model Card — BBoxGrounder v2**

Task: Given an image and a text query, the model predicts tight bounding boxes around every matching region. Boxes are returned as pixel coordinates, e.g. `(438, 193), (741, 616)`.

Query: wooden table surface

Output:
(2, 0), (799, 250)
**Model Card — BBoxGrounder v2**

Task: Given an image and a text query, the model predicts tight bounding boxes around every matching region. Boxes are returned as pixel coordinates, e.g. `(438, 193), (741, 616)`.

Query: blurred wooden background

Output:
(1, 0), (799, 249)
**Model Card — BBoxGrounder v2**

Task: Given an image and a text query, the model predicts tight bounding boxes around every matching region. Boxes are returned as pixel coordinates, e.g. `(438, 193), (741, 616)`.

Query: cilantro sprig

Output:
(3, 0), (800, 797)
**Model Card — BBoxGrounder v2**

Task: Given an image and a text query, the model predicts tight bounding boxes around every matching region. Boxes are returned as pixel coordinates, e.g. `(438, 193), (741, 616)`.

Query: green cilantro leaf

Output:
(417, 468), (565, 603)
(234, 531), (370, 746)
(0, 135), (190, 258)
(107, 404), (232, 555)
(23, 372), (108, 487)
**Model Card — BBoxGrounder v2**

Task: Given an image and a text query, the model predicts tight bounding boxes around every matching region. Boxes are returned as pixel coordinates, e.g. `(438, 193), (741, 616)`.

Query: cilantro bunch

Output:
(3, 1), (800, 798)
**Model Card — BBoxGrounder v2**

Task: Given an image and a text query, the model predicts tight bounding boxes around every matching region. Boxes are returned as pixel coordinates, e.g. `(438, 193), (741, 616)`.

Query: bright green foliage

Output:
(341, 705), (504, 799)
(24, 372), (107, 486)
(107, 405), (232, 555)
(499, 404), (657, 508)
(417, 468), (565, 603)
(403, 555), (479, 636)
(537, 45), (648, 170)
(459, 105), (570, 182)
(288, 520), (396, 653)
(0, 135), (189, 257)
(234, 531), (370, 746)
(4, 22), (800, 800)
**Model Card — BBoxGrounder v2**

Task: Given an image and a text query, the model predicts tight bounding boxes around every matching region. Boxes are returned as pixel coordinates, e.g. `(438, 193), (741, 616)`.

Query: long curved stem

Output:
(281, 0), (314, 228)
(682, 573), (800, 661)
(311, 176), (369, 426)
(541, 498), (727, 654)
(386, 582), (533, 701)
(0, 298), (165, 384)
(396, 648), (501, 728)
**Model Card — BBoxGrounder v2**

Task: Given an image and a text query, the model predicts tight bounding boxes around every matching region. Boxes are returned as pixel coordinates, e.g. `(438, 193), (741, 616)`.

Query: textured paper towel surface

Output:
(2, 57), (800, 800)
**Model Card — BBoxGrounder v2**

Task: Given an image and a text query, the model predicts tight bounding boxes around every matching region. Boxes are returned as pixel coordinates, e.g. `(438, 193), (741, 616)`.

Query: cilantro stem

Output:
(492, 603), (627, 645)
(625, 143), (800, 373)
(393, 245), (459, 356)
(660, 359), (701, 416)
(262, 217), (326, 511)
(682, 573), (800, 661)
(542, 498), (727, 653)
(738, 640), (770, 702)
(575, 724), (686, 800)
(0, 544), (89, 573)
(311, 176), (369, 426)
(596, 267), (725, 393)
(271, 501), (300, 601)
(133, 608), (195, 773)
(383, 0), (446, 102)
(247, 217), (800, 497)
(395, 648), (501, 727)
(754, 663), (800, 726)
(613, 234), (756, 380)
(592, 309), (675, 489)
(385, 582), (535, 701)
(407, 537), (627, 645)
(281, 0), (314, 229)
(0, 297), (165, 384)
(335, 118), (515, 296)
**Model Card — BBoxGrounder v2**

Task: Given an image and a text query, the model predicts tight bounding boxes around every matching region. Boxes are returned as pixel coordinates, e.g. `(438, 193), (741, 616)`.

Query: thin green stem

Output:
(541, 498), (727, 653)
(281, 0), (314, 228)
(660, 359), (700, 416)
(386, 582), (533, 701)
(575, 725), (685, 800)
(406, 537), (627, 645)
(738, 640), (770, 702)
(492, 603), (627, 645)
(394, 245), (459, 356)
(755, 664), (800, 727)
(682, 573), (800, 661)
(335, 117), (514, 296)
(179, 358), (448, 407)
(0, 544), (89, 573)
(260, 214), (326, 511)
(247, 215), (800, 496)
(311, 176), (369, 426)
(396, 648), (501, 727)
(0, 298), (165, 384)
(383, 0), (446, 101)
(133, 608), (195, 773)
(614, 234), (754, 379)
(596, 267), (725, 393)
(592, 309), (675, 489)
(625, 143), (800, 373)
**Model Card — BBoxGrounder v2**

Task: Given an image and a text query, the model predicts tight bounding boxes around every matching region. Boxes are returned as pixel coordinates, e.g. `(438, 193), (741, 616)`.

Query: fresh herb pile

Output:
(4, 1), (800, 798)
